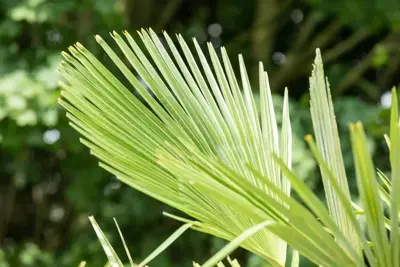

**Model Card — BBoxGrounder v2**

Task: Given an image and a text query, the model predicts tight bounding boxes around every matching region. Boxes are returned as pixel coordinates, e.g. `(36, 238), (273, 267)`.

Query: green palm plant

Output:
(58, 29), (399, 267)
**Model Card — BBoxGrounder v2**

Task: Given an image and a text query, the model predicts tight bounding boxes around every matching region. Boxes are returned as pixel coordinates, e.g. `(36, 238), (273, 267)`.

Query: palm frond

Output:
(309, 49), (361, 255)
(59, 29), (292, 265)
(60, 29), (400, 267)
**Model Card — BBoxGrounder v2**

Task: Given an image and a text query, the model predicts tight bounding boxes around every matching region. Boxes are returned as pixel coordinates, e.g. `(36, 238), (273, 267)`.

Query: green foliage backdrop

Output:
(0, 0), (398, 266)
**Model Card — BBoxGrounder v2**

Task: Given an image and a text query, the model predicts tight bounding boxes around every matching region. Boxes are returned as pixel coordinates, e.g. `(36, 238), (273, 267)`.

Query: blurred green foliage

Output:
(0, 0), (398, 266)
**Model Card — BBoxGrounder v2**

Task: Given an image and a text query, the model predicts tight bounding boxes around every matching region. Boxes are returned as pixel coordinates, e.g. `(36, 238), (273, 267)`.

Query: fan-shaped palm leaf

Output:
(59, 29), (399, 267)
(59, 28), (291, 266)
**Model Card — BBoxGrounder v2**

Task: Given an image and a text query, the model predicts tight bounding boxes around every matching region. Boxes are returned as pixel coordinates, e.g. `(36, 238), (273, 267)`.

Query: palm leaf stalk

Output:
(58, 29), (399, 267)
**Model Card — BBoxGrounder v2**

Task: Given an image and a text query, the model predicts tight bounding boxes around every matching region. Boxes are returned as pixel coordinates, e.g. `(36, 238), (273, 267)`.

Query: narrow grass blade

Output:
(113, 218), (134, 267)
(138, 222), (193, 267)
(200, 221), (275, 267)
(88, 216), (124, 267)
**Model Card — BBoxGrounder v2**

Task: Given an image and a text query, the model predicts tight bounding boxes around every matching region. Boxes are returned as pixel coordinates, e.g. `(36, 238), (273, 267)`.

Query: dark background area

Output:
(0, 0), (399, 266)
